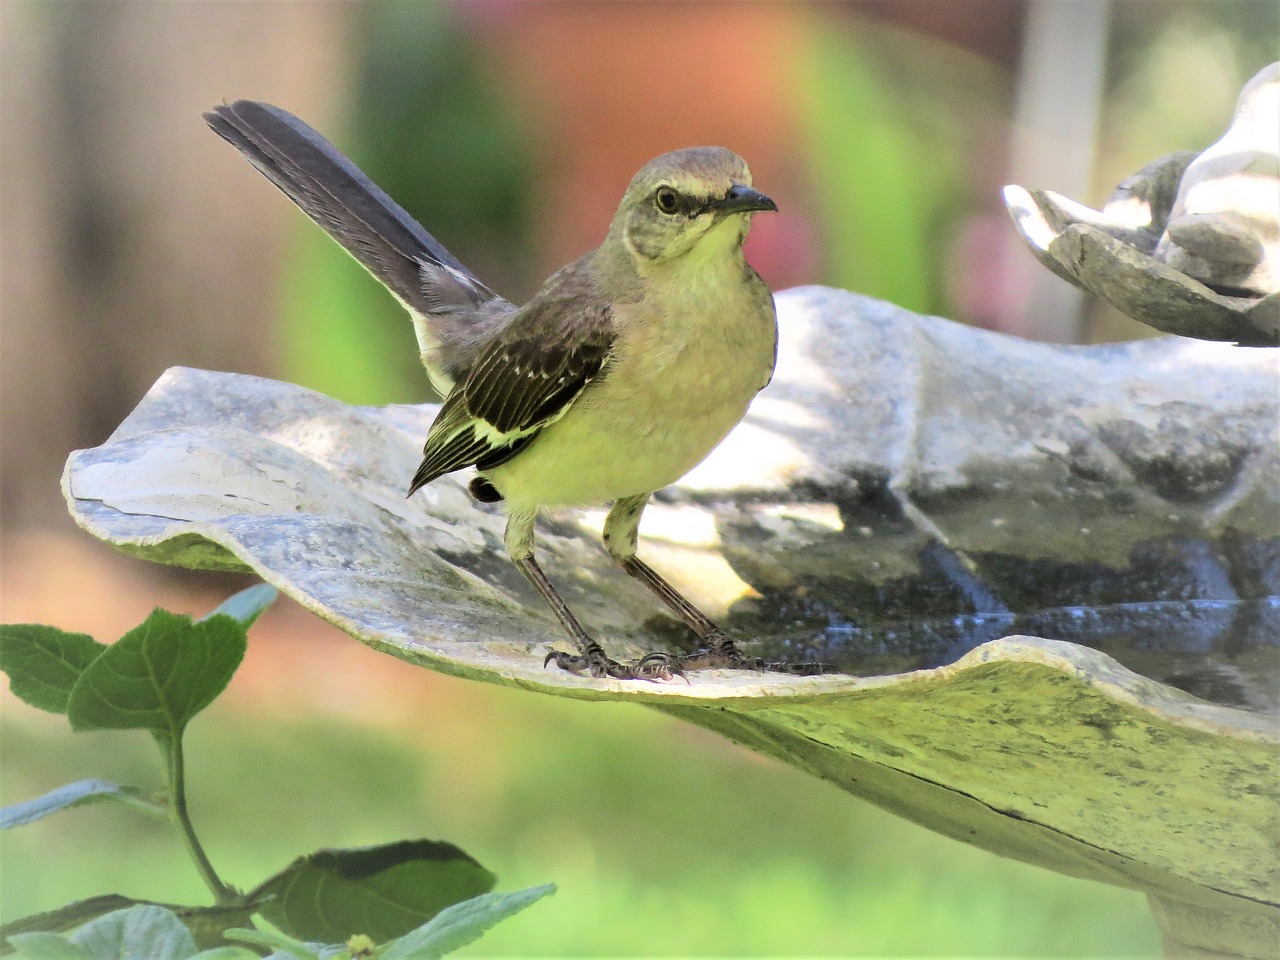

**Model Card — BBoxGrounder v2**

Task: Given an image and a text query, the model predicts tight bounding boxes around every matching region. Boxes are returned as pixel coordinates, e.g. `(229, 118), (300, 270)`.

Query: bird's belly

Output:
(486, 350), (764, 509)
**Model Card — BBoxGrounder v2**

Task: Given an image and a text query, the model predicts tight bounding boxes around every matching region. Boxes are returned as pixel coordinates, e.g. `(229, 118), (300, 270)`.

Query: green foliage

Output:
(6, 905), (268, 960)
(9, 906), (196, 960)
(376, 885), (555, 960)
(221, 926), (326, 960)
(0, 780), (163, 829)
(1, 899), (149, 943)
(65, 610), (245, 739)
(0, 586), (551, 957)
(6, 932), (95, 960)
(67, 905), (197, 960)
(224, 883), (555, 960)
(248, 842), (496, 944)
(0, 626), (107, 715)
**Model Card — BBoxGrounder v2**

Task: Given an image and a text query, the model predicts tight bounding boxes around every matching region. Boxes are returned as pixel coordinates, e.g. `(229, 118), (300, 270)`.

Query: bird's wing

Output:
(408, 276), (615, 495)
(204, 100), (513, 390)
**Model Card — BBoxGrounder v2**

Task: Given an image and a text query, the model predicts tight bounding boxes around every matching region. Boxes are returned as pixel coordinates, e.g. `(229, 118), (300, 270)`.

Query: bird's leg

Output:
(603, 494), (832, 675)
(505, 509), (676, 680)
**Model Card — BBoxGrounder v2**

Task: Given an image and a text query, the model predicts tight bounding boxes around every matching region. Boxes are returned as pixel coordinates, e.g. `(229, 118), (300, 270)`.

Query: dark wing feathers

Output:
(407, 276), (615, 495)
(474, 434), (536, 471)
(408, 403), (493, 494)
(467, 334), (611, 434)
(203, 100), (495, 318)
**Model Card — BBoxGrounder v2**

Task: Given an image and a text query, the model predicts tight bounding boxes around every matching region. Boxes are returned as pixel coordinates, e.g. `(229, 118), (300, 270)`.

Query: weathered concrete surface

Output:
(63, 288), (1279, 956)
(668, 289), (1280, 714)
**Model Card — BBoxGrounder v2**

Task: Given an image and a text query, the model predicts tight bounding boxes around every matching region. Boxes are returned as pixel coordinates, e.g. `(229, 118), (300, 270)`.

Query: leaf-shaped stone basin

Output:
(63, 288), (1279, 952)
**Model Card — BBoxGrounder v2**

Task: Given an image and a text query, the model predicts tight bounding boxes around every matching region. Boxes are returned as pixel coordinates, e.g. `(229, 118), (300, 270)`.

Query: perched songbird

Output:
(205, 100), (824, 679)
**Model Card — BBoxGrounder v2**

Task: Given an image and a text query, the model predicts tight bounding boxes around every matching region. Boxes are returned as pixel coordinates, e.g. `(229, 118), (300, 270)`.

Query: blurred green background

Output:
(3, 632), (1160, 955)
(2, 0), (1275, 955)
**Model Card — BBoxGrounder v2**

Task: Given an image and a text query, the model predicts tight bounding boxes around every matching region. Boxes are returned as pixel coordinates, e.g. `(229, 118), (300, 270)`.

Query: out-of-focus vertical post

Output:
(1001, 0), (1111, 342)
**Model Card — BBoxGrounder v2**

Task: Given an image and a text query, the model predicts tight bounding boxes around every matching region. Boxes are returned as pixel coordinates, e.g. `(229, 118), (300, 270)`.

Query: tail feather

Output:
(204, 100), (511, 388)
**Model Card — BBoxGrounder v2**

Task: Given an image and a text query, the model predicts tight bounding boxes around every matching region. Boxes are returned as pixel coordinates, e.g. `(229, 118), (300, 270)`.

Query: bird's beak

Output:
(706, 183), (778, 215)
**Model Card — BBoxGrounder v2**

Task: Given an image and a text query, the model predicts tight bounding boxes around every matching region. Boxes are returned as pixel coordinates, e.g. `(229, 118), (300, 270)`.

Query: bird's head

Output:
(609, 147), (777, 267)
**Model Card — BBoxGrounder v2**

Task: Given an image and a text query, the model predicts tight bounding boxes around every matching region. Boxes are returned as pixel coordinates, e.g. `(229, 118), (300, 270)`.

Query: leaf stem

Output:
(160, 730), (237, 905)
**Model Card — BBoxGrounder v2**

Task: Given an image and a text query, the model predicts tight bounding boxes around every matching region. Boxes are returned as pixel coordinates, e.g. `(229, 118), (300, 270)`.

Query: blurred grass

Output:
(2, 665), (1160, 956)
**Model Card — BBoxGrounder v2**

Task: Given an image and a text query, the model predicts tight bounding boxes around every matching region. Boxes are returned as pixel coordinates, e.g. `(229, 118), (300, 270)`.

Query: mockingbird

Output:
(206, 100), (825, 680)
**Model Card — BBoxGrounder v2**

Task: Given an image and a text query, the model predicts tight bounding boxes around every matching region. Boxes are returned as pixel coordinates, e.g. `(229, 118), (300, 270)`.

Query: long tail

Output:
(204, 100), (510, 390)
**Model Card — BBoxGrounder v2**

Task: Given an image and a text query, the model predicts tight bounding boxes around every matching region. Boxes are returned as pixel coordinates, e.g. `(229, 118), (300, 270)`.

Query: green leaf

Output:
(248, 841), (496, 944)
(171, 909), (257, 954)
(0, 898), (146, 943)
(378, 884), (555, 960)
(65, 610), (246, 736)
(1, 780), (165, 829)
(185, 950), (260, 960)
(221, 930), (321, 960)
(199, 585), (277, 629)
(0, 625), (107, 714)
(68, 906), (197, 960)
(5, 933), (94, 960)
(0, 901), (254, 957)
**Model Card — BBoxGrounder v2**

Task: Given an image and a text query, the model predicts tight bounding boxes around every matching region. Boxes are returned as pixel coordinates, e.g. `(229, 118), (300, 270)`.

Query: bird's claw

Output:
(543, 648), (685, 682)
(543, 632), (832, 681)
(680, 631), (837, 676)
(632, 651), (689, 683)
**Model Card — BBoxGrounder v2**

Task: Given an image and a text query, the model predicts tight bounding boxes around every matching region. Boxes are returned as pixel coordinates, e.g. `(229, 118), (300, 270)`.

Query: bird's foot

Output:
(542, 633), (832, 680)
(544, 647), (685, 682)
(676, 631), (836, 676)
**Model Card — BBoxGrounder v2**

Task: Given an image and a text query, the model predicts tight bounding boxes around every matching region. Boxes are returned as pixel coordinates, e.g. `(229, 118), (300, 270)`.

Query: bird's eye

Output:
(654, 186), (680, 215)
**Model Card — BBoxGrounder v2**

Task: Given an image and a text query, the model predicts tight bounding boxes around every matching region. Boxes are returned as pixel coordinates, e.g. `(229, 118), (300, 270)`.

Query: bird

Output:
(204, 100), (826, 680)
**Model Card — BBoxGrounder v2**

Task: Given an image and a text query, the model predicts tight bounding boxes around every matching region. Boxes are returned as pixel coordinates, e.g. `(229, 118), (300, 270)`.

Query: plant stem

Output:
(160, 730), (237, 905)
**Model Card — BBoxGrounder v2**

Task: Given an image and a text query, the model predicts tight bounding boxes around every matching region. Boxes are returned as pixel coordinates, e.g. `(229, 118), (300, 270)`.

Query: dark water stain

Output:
(728, 535), (1280, 713)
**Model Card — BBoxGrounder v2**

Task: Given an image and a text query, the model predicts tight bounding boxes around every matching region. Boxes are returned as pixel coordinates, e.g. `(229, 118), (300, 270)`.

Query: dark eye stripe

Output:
(651, 187), (725, 218)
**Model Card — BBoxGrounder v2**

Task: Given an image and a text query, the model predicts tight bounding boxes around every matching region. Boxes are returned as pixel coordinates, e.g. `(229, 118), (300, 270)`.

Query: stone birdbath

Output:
(64, 281), (1278, 957)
